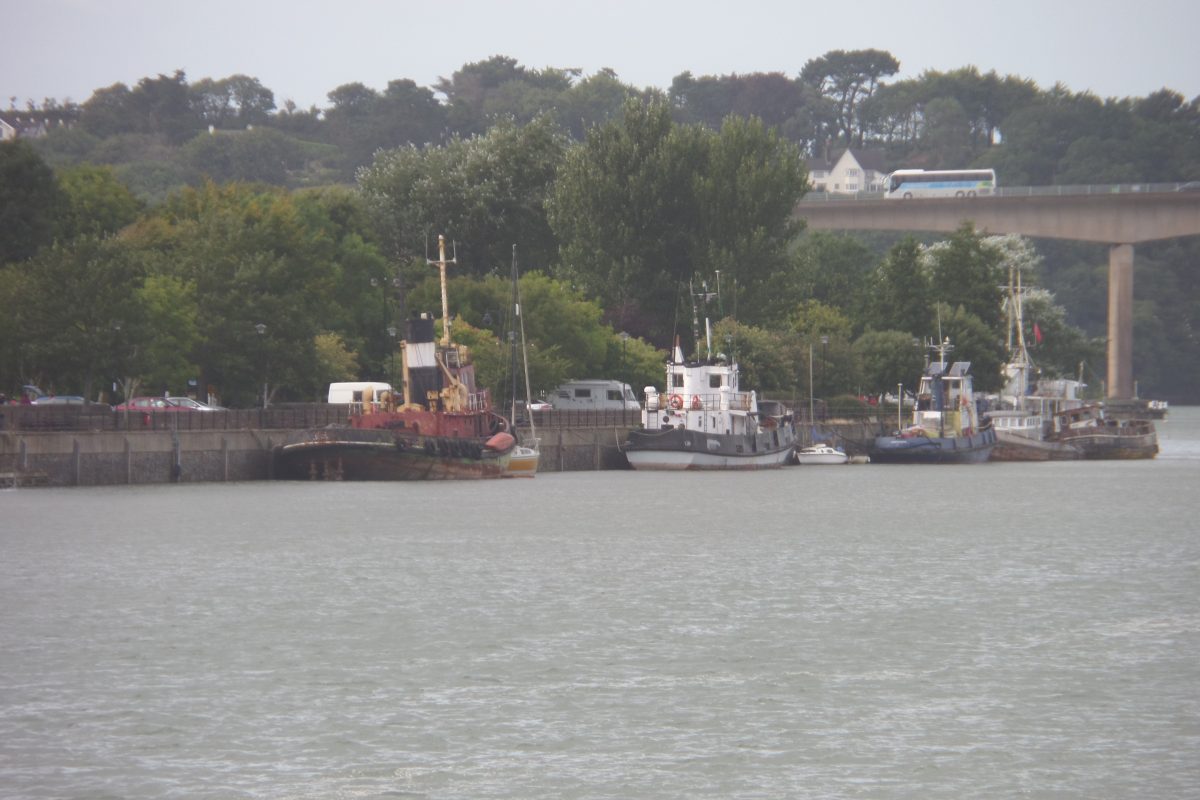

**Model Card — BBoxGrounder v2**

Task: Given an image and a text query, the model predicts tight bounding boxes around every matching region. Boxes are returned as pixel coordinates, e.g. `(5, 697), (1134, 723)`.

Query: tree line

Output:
(3, 51), (1198, 404)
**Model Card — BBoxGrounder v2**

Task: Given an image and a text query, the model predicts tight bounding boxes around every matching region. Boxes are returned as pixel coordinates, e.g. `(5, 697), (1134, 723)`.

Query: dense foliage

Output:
(2, 50), (1197, 404)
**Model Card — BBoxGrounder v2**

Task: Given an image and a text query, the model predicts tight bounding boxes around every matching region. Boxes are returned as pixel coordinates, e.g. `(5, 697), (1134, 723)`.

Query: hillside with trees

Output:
(2, 51), (1198, 405)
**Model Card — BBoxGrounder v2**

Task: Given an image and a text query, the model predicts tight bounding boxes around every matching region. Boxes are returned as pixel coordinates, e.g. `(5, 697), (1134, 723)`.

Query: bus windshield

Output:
(884, 169), (996, 199)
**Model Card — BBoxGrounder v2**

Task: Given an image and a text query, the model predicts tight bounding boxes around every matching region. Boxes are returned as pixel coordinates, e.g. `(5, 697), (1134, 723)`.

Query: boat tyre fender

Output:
(669, 394), (683, 410)
(690, 395), (702, 410)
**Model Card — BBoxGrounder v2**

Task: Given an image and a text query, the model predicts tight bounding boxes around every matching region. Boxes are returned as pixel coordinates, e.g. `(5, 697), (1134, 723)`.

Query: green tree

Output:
(79, 82), (134, 139)
(359, 114), (567, 278)
(852, 329), (927, 396)
(549, 99), (807, 342)
(312, 331), (362, 399)
(1018, 288), (1103, 381)
(436, 56), (574, 136)
(710, 318), (802, 393)
(800, 49), (900, 148)
(57, 164), (143, 238)
(926, 223), (1004, 335)
(929, 302), (1005, 393)
(179, 127), (311, 184)
(144, 182), (348, 404)
(0, 140), (65, 263)
(190, 74), (275, 129)
(559, 69), (644, 139)
(10, 235), (149, 399)
(866, 236), (930, 336)
(136, 273), (201, 395)
(790, 232), (876, 328)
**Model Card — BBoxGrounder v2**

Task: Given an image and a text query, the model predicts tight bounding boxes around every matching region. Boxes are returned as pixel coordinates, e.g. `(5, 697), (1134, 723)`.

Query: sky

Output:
(4, 0), (1199, 112)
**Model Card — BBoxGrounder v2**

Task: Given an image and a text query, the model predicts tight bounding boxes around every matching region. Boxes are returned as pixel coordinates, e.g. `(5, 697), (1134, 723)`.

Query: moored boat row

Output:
(274, 238), (1155, 480)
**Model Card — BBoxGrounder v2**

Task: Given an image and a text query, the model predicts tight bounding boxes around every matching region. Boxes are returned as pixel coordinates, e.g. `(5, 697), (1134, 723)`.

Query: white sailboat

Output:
(793, 341), (848, 465)
(504, 245), (540, 477)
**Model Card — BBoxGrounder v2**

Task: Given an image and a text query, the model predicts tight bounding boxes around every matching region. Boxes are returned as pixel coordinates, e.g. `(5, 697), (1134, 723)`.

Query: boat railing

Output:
(668, 390), (754, 412)
(467, 389), (491, 412)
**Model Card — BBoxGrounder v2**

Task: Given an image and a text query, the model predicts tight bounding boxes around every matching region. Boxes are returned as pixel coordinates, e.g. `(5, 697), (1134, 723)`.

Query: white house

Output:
(806, 148), (887, 194)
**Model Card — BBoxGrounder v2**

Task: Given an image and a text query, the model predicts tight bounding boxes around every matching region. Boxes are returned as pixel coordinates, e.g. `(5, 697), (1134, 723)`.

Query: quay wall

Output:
(0, 426), (639, 487)
(1, 417), (890, 487)
(0, 430), (280, 487)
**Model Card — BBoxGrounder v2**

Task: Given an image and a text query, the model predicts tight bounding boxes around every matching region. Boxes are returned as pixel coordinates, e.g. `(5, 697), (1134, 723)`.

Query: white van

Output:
(326, 381), (393, 404)
(550, 379), (641, 411)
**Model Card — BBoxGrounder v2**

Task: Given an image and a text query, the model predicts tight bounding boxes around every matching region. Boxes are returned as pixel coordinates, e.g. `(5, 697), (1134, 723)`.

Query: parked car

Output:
(527, 399), (553, 412)
(20, 384), (47, 403)
(32, 395), (86, 405)
(167, 396), (225, 411)
(114, 396), (189, 412)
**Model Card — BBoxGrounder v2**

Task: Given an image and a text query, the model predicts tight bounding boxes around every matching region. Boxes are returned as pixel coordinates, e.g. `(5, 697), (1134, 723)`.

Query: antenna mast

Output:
(428, 234), (457, 346)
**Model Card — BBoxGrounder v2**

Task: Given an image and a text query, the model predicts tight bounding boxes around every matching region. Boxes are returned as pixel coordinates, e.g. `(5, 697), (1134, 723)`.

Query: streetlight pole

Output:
(620, 331), (630, 408)
(387, 325), (397, 387)
(255, 323), (267, 410)
(820, 334), (829, 399)
(897, 382), (903, 431)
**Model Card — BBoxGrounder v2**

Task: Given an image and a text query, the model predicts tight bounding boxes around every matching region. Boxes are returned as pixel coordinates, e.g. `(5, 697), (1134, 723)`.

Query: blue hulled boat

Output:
(870, 338), (995, 464)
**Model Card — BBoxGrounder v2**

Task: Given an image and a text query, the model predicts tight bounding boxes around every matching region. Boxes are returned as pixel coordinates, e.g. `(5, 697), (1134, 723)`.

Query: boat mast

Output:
(509, 245), (520, 425)
(428, 234), (456, 346)
(517, 255), (537, 444)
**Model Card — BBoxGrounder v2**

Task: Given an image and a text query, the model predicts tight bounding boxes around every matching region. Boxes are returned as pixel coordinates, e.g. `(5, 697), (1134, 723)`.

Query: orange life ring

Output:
(690, 395), (702, 410)
(668, 394), (683, 410)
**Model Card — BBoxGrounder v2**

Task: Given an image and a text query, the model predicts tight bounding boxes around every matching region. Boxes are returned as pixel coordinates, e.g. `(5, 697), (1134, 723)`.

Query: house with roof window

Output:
(806, 148), (888, 194)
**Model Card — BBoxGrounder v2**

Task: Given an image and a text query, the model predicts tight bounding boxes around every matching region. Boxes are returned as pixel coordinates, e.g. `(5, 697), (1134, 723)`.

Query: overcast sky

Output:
(5, 0), (1198, 111)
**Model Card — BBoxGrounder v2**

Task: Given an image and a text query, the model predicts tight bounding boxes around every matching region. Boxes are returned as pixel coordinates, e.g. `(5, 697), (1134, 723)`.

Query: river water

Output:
(2, 409), (1199, 799)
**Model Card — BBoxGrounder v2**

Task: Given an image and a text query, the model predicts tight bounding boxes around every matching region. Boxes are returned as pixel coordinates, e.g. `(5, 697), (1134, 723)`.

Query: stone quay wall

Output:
(1, 417), (890, 487)
(0, 427), (638, 487)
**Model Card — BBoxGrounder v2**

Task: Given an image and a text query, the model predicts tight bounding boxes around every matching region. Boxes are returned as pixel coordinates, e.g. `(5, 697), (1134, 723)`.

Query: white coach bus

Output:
(883, 168), (996, 199)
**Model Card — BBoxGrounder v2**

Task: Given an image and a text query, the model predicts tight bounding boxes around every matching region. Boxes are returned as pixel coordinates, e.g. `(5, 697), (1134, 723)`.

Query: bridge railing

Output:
(801, 182), (1195, 202)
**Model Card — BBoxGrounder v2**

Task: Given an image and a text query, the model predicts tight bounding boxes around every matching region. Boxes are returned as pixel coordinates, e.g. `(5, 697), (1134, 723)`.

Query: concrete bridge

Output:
(797, 185), (1200, 398)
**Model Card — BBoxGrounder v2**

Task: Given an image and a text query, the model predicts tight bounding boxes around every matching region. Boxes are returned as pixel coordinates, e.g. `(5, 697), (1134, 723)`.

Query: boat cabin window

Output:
(709, 375), (723, 389)
(671, 373), (684, 388)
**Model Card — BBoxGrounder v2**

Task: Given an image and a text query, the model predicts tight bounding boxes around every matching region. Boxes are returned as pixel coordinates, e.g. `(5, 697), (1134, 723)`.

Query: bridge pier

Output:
(1107, 244), (1134, 399)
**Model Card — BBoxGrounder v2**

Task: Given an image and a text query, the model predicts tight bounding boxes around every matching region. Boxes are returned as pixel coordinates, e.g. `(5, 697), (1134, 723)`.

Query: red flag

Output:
(1033, 322), (1043, 344)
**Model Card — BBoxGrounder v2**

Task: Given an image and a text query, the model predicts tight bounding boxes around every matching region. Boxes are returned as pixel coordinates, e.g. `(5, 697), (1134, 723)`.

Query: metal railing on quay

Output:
(1, 404), (350, 433)
(0, 403), (897, 434)
(521, 409), (642, 429)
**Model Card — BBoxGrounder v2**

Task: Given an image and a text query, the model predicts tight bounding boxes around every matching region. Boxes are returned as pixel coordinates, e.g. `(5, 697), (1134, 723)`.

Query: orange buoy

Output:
(485, 431), (516, 453)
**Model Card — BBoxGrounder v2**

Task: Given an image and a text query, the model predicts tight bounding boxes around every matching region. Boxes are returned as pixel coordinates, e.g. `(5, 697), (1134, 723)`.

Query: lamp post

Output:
(372, 275), (402, 376)
(897, 382), (904, 431)
(387, 325), (397, 386)
(619, 332), (630, 406)
(254, 322), (267, 409)
(819, 335), (829, 398)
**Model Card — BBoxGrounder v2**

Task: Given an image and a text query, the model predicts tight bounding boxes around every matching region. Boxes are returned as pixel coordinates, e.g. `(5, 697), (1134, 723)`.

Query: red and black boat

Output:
(276, 236), (514, 480)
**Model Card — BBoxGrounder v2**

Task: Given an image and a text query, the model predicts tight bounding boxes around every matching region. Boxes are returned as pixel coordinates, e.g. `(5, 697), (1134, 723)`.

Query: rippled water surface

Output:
(3, 409), (1199, 799)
